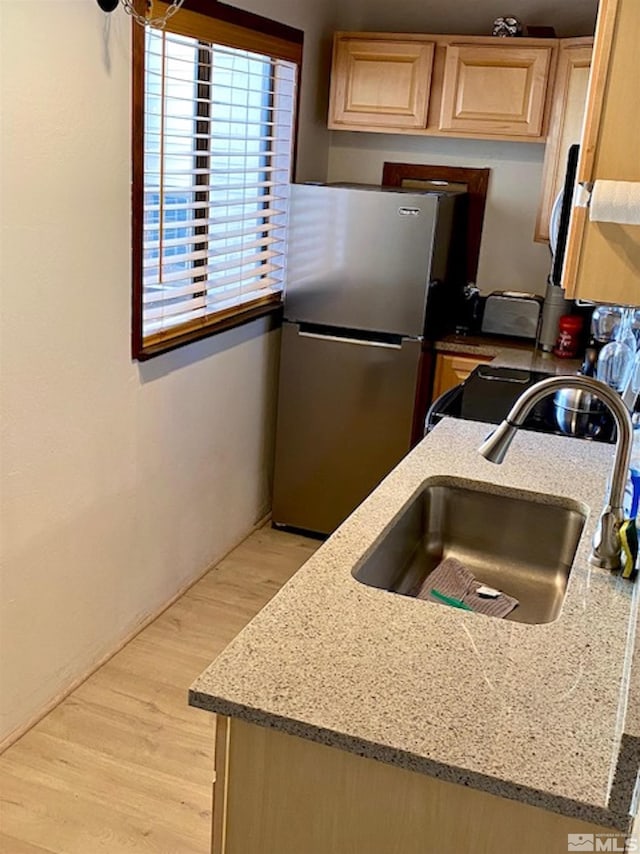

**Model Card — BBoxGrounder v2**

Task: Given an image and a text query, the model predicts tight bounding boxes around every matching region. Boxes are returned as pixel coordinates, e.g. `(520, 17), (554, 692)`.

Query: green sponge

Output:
(620, 519), (638, 580)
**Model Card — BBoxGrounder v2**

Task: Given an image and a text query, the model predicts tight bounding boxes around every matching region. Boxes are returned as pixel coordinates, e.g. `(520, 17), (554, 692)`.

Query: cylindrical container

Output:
(553, 315), (583, 358)
(538, 282), (572, 352)
(553, 388), (609, 439)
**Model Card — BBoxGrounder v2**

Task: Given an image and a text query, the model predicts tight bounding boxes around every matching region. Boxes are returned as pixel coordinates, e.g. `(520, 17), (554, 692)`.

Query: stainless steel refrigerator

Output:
(272, 182), (464, 535)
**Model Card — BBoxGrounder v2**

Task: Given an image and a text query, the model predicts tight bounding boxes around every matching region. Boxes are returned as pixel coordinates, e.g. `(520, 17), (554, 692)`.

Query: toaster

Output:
(481, 291), (543, 339)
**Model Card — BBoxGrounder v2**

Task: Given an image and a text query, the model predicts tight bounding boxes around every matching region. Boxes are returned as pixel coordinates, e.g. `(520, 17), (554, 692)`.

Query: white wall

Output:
(328, 134), (553, 295)
(340, 0), (597, 37)
(0, 0), (336, 745)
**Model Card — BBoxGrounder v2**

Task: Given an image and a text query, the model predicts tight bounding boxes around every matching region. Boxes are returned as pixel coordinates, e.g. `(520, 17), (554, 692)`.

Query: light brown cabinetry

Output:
(210, 715), (617, 854)
(328, 32), (558, 143)
(535, 38), (593, 242)
(328, 37), (435, 129)
(563, 0), (640, 305)
(432, 352), (493, 399)
(439, 44), (554, 137)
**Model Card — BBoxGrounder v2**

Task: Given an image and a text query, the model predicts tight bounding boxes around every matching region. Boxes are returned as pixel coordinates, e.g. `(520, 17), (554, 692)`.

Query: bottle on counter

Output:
(538, 281), (572, 352)
(454, 284), (482, 336)
(581, 341), (599, 377)
(553, 315), (583, 359)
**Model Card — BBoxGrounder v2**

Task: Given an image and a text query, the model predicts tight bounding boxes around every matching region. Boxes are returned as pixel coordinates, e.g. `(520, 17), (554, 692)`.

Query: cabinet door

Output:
(329, 36), (435, 129)
(432, 353), (493, 399)
(563, 0), (640, 305)
(439, 44), (554, 137)
(535, 39), (593, 243)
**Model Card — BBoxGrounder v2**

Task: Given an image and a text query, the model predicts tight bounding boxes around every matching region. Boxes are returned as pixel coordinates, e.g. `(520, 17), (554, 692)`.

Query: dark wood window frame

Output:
(381, 162), (491, 286)
(131, 0), (303, 361)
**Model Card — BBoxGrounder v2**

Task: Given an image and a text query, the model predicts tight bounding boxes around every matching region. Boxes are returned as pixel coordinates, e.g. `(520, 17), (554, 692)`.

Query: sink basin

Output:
(353, 478), (586, 624)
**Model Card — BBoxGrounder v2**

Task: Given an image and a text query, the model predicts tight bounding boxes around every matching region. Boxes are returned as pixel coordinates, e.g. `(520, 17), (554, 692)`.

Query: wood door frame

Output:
(381, 162), (490, 285)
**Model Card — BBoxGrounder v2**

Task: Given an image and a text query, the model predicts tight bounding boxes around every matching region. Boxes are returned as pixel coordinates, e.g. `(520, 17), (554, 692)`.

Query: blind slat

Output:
(145, 168), (282, 178)
(206, 281), (282, 305)
(143, 236), (277, 268)
(143, 287), (281, 335)
(143, 274), (282, 319)
(144, 250), (280, 285)
(144, 220), (282, 245)
(143, 110), (289, 127)
(145, 260), (282, 292)
(145, 91), (293, 109)
(143, 195), (286, 212)
(146, 131), (279, 143)
(144, 148), (278, 159)
(143, 274), (281, 306)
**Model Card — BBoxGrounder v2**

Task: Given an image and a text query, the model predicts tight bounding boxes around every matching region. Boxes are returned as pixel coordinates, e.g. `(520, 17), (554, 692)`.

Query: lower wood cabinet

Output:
(210, 715), (621, 854)
(432, 352), (494, 399)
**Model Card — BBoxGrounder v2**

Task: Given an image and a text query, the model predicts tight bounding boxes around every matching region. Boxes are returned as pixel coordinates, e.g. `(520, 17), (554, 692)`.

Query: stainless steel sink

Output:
(353, 478), (586, 624)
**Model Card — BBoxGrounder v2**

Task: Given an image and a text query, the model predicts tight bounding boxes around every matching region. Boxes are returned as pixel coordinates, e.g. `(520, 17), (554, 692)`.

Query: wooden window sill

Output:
(134, 298), (283, 361)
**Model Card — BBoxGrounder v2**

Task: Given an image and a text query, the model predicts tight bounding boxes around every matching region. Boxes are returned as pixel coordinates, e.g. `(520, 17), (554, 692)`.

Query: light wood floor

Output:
(0, 527), (319, 853)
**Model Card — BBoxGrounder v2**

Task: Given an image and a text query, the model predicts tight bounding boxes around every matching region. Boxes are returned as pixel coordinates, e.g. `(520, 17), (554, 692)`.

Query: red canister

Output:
(553, 315), (583, 358)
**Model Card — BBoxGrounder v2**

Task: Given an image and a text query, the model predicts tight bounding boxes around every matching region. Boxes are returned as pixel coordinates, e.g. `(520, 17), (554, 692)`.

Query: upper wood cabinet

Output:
(329, 37), (435, 129)
(563, 0), (640, 305)
(535, 38), (593, 243)
(439, 44), (554, 137)
(328, 32), (558, 143)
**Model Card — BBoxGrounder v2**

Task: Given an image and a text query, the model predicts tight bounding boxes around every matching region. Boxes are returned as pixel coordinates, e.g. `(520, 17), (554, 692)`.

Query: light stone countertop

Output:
(435, 333), (583, 375)
(190, 420), (640, 831)
(626, 632), (640, 740)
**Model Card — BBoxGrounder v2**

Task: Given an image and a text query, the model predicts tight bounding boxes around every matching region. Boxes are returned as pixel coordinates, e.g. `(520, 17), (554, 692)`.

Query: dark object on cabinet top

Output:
(526, 25), (557, 38)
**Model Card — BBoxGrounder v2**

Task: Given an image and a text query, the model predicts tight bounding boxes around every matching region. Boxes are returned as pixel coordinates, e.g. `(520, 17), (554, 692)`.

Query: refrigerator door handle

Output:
(297, 331), (403, 350)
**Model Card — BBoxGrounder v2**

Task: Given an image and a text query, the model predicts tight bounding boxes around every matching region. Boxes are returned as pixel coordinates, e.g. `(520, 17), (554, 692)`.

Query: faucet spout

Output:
(478, 375), (633, 570)
(477, 420), (520, 463)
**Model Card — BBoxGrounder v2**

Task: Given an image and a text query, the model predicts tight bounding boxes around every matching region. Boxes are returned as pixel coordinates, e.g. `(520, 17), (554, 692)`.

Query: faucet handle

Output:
(589, 508), (623, 570)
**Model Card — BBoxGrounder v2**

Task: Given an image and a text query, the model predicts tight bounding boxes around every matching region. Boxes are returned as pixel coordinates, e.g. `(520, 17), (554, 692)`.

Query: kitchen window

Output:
(131, 1), (302, 359)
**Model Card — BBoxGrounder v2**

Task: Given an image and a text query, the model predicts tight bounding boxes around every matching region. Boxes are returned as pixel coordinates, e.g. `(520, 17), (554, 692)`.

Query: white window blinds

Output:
(142, 27), (297, 340)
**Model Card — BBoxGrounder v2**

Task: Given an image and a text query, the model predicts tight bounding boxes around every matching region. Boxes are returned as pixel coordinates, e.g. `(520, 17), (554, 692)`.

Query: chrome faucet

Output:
(478, 375), (633, 570)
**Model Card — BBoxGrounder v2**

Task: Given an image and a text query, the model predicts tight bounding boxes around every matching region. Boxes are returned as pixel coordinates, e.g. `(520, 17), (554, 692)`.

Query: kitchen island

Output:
(190, 419), (639, 854)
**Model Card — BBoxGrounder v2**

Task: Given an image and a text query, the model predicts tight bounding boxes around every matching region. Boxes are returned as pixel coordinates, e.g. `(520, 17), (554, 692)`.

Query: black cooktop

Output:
(428, 365), (615, 442)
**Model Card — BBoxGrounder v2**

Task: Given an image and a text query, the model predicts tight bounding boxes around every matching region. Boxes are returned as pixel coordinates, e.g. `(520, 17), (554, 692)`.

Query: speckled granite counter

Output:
(435, 333), (582, 375)
(627, 632), (640, 741)
(190, 420), (639, 831)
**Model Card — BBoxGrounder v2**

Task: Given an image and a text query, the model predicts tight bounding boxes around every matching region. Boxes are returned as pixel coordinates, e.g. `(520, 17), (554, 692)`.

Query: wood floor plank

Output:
(0, 527), (318, 853)
(74, 671), (211, 734)
(0, 835), (56, 854)
(0, 834), (56, 854)
(1, 769), (205, 854)
(2, 731), (209, 833)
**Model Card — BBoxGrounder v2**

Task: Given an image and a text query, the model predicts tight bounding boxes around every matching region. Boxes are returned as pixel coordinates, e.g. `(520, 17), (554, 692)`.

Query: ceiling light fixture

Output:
(96, 0), (186, 29)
